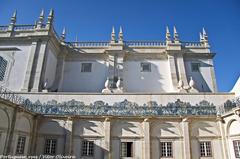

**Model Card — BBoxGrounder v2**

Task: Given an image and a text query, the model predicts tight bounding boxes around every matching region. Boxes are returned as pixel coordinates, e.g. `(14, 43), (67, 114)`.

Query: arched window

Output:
(0, 56), (7, 81)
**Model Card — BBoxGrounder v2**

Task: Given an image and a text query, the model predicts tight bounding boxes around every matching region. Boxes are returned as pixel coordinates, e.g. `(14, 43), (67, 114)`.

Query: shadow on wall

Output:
(37, 120), (108, 158)
(111, 120), (141, 137)
(187, 60), (212, 92)
(191, 121), (216, 137)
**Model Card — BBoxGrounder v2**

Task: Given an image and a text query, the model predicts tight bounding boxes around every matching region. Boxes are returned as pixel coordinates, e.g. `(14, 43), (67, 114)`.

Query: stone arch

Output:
(15, 114), (31, 134)
(0, 107), (10, 154)
(227, 119), (240, 137)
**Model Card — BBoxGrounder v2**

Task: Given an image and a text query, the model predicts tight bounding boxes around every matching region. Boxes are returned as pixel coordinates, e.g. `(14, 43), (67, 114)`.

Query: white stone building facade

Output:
(0, 10), (239, 159)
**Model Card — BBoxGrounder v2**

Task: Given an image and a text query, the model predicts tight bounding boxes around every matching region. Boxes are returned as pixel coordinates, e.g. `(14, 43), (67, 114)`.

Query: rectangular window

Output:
(0, 56), (7, 81)
(141, 62), (151, 72)
(81, 63), (92, 72)
(160, 142), (172, 157)
(121, 142), (133, 157)
(233, 140), (240, 158)
(82, 140), (94, 157)
(44, 139), (57, 155)
(200, 141), (212, 157)
(191, 63), (200, 72)
(16, 136), (26, 154)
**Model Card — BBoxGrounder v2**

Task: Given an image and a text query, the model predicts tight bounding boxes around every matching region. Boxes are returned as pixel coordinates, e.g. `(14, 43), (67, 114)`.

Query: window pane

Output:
(16, 136), (26, 154)
(82, 140), (94, 156)
(0, 56), (7, 81)
(200, 141), (212, 157)
(191, 63), (200, 72)
(233, 140), (240, 158)
(44, 139), (57, 155)
(160, 142), (172, 157)
(141, 63), (151, 72)
(121, 142), (133, 157)
(81, 63), (92, 72)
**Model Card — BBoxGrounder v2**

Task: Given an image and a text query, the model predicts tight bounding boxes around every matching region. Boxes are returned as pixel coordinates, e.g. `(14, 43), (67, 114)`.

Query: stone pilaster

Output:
(143, 118), (150, 159)
(30, 115), (40, 155)
(64, 118), (73, 155)
(181, 118), (191, 159)
(209, 59), (218, 92)
(176, 54), (188, 86)
(5, 107), (17, 155)
(104, 117), (111, 159)
(217, 116), (229, 159)
(22, 41), (38, 92)
(31, 40), (48, 92)
(167, 54), (179, 90)
(51, 54), (65, 91)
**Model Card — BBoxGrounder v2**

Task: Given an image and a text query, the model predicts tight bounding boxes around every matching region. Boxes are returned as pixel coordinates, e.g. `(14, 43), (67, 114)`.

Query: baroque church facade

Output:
(0, 10), (240, 159)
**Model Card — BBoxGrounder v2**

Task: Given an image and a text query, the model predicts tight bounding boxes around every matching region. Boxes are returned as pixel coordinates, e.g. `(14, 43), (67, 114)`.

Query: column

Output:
(64, 118), (73, 155)
(104, 117), (111, 159)
(181, 118), (191, 159)
(176, 54), (188, 85)
(168, 54), (179, 90)
(21, 41), (38, 92)
(30, 115), (40, 155)
(143, 118), (150, 159)
(217, 116), (229, 159)
(5, 107), (17, 155)
(31, 41), (48, 92)
(209, 59), (218, 92)
(51, 54), (65, 91)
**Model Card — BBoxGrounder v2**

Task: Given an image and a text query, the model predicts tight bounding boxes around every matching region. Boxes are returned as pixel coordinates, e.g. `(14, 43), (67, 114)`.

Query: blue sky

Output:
(0, 0), (239, 92)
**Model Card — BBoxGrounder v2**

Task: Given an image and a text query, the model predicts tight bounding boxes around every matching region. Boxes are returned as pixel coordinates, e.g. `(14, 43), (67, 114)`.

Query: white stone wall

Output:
(43, 46), (58, 90)
(0, 43), (31, 91)
(61, 60), (108, 92)
(123, 60), (173, 92)
(185, 58), (215, 92)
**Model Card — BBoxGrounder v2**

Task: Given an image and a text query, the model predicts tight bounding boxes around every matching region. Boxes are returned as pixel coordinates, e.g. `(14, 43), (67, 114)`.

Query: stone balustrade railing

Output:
(14, 24), (36, 31)
(125, 41), (166, 47)
(66, 41), (110, 47)
(0, 26), (8, 31)
(182, 42), (203, 47)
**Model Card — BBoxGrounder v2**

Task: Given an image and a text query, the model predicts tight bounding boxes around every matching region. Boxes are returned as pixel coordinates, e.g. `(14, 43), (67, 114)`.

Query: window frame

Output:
(0, 56), (8, 81)
(44, 138), (57, 155)
(140, 62), (151, 72)
(191, 63), (200, 72)
(121, 141), (133, 157)
(199, 141), (212, 157)
(81, 140), (94, 157)
(233, 140), (240, 158)
(160, 141), (173, 158)
(15, 135), (26, 155)
(81, 63), (92, 73)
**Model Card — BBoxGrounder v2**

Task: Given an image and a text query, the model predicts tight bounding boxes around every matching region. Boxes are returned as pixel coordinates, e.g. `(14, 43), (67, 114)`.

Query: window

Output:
(160, 142), (172, 157)
(16, 136), (26, 154)
(200, 141), (212, 157)
(191, 63), (200, 72)
(121, 142), (133, 157)
(81, 63), (92, 72)
(0, 56), (7, 81)
(141, 62), (151, 72)
(233, 140), (240, 158)
(82, 140), (94, 157)
(44, 139), (57, 155)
